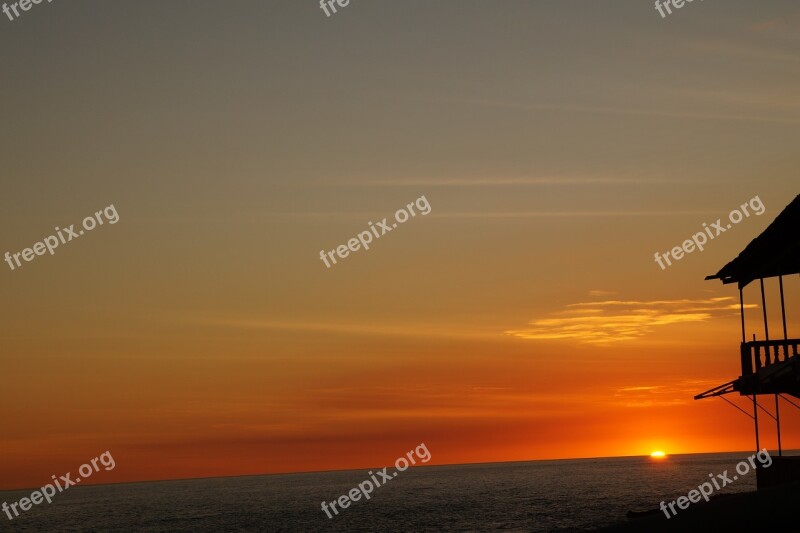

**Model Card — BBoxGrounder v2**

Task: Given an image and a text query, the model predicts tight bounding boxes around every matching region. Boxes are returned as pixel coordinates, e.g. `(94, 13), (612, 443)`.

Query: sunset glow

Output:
(2, 1), (800, 495)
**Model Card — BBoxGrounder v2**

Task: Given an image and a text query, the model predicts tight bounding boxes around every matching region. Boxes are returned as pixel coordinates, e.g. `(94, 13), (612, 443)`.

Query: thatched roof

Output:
(706, 194), (800, 288)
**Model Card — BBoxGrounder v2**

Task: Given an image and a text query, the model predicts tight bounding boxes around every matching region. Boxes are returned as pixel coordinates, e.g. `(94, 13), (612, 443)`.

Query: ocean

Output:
(0, 452), (773, 532)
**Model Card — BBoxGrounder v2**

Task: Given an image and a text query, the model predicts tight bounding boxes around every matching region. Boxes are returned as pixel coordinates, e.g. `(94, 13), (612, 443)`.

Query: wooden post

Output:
(779, 275), (788, 339)
(740, 286), (746, 343)
(756, 279), (767, 456)
(776, 276), (788, 456)
(760, 278), (769, 342)
(754, 394), (760, 453)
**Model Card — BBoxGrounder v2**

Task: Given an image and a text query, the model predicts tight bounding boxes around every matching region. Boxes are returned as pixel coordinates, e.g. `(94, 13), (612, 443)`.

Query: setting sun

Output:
(650, 451), (667, 459)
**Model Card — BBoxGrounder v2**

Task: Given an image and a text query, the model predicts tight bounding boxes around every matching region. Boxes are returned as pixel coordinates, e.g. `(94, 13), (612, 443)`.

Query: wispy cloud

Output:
(751, 14), (797, 32)
(684, 38), (800, 65)
(507, 297), (755, 344)
(588, 290), (617, 297)
(429, 210), (711, 219)
(336, 176), (670, 188)
(618, 386), (664, 393)
(750, 12), (800, 38)
(247, 210), (712, 220)
(613, 379), (725, 407)
(193, 317), (499, 340)
(670, 88), (800, 113)
(431, 95), (800, 126)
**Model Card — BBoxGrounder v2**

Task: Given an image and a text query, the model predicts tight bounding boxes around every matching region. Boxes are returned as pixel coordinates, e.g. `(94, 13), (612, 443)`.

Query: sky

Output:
(1, 0), (799, 490)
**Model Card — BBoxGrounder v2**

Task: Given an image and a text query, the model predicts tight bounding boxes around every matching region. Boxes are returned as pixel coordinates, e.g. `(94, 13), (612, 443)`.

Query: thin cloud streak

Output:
(685, 38), (800, 65)
(507, 297), (752, 344)
(613, 379), (726, 408)
(194, 317), (500, 340)
(337, 176), (673, 187)
(588, 290), (617, 297)
(438, 96), (800, 126)
(245, 210), (714, 219)
(430, 211), (713, 219)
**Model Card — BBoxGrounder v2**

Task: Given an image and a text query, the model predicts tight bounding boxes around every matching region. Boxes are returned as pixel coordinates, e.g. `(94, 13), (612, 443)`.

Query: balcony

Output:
(741, 339), (800, 375)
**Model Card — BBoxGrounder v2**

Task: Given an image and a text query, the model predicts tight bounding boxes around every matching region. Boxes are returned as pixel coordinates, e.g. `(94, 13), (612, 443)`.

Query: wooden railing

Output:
(741, 339), (800, 375)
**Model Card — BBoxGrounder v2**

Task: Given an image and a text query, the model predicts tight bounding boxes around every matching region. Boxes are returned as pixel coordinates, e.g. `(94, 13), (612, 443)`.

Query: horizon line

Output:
(0, 448), (788, 494)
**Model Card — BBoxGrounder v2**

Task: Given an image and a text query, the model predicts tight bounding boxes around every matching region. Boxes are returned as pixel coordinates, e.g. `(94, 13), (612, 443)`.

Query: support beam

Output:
(740, 287), (746, 343)
(776, 394), (782, 456)
(780, 276), (788, 339)
(760, 278), (769, 342)
(754, 394), (760, 453)
(777, 275), (787, 456)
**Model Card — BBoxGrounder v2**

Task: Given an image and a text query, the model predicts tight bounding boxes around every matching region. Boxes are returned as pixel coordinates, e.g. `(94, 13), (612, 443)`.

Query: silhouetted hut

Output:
(696, 194), (800, 489)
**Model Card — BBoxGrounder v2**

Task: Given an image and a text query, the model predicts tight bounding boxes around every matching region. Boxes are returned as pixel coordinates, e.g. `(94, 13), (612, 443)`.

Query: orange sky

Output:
(1, 1), (800, 491)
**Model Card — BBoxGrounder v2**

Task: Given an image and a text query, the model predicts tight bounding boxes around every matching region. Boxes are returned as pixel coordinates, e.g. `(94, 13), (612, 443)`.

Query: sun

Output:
(650, 450), (667, 459)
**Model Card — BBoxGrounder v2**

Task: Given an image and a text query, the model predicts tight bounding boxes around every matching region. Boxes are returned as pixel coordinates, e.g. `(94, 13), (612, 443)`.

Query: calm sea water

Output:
(0, 452), (775, 532)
